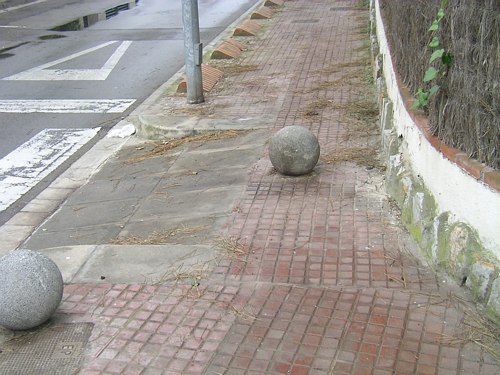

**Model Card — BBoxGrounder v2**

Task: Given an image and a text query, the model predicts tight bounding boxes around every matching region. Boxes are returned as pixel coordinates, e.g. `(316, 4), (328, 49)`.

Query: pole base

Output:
(187, 98), (205, 104)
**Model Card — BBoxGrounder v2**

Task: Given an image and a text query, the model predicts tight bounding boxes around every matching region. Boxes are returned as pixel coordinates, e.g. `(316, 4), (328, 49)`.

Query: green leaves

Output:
(437, 8), (445, 21)
(429, 37), (440, 48)
(430, 49), (445, 63)
(429, 85), (440, 97)
(424, 67), (439, 82)
(442, 52), (453, 65)
(413, 88), (429, 109)
(429, 20), (439, 31)
(414, 3), (451, 109)
(412, 85), (441, 109)
(429, 7), (445, 30)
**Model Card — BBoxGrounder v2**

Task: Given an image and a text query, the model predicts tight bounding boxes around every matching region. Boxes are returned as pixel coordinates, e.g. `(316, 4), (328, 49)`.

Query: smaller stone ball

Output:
(0, 250), (63, 331)
(269, 126), (320, 176)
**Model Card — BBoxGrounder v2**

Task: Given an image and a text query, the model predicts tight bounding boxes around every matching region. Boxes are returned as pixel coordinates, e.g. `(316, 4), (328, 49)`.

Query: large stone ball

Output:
(0, 250), (63, 330)
(269, 126), (320, 176)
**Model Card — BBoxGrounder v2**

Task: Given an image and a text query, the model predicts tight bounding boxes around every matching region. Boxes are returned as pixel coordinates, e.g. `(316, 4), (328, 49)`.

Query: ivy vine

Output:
(413, 0), (453, 109)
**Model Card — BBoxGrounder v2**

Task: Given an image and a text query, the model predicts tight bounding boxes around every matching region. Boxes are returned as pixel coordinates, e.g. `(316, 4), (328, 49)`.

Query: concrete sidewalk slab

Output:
(69, 244), (216, 284)
(22, 129), (269, 283)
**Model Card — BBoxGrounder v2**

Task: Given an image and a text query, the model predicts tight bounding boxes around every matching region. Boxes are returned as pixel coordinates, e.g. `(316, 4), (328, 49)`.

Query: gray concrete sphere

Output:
(269, 126), (320, 176)
(0, 250), (63, 331)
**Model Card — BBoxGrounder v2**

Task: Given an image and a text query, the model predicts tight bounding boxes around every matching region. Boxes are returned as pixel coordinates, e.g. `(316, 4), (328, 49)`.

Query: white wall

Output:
(374, 0), (500, 257)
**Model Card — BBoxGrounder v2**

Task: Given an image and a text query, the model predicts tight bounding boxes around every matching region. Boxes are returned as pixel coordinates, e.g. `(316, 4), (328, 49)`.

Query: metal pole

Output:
(181, 0), (204, 104)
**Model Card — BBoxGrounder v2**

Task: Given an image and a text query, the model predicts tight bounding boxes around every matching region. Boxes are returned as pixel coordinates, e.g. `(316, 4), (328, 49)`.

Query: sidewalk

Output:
(1, 0), (499, 374)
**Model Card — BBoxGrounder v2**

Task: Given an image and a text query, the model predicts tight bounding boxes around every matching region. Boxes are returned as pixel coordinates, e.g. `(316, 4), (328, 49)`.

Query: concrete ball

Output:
(269, 126), (320, 176)
(0, 250), (63, 331)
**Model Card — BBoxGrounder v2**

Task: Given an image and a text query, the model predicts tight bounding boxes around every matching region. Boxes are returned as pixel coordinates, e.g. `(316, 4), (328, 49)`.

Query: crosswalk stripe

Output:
(0, 99), (136, 113)
(0, 128), (100, 211)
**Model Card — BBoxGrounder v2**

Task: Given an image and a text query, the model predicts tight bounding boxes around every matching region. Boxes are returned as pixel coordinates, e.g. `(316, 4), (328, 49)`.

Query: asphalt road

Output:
(0, 0), (259, 221)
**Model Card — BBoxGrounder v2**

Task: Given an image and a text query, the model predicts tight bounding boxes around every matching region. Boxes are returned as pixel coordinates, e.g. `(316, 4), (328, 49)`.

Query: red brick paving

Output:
(55, 0), (498, 374)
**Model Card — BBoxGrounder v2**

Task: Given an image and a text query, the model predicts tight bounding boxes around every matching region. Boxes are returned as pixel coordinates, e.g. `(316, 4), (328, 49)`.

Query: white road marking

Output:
(0, 0), (49, 14)
(0, 99), (136, 113)
(3, 41), (132, 81)
(0, 128), (100, 212)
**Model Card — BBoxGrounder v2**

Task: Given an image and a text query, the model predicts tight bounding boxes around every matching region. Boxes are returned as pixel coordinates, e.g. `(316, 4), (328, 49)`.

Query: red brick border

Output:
(176, 65), (224, 93)
(265, 0), (285, 7)
(251, 7), (275, 20)
(211, 41), (243, 59)
(234, 20), (262, 37)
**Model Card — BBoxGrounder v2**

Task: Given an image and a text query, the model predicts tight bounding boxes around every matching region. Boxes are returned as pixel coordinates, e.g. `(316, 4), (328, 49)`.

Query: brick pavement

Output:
(51, 0), (498, 374)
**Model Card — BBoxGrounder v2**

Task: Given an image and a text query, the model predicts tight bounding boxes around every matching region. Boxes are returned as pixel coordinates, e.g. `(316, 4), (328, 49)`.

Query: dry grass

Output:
(302, 98), (332, 117)
(310, 56), (373, 94)
(110, 225), (208, 245)
(213, 64), (260, 75)
(320, 59), (369, 73)
(212, 235), (249, 260)
(321, 147), (384, 170)
(122, 129), (250, 164)
(229, 304), (257, 322)
(385, 272), (407, 288)
(436, 293), (500, 362)
(156, 262), (212, 286)
(334, 99), (379, 123)
(310, 79), (344, 91)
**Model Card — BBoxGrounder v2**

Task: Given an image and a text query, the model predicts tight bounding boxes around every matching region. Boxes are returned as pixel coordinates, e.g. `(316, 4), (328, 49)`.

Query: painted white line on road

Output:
(3, 41), (132, 81)
(0, 0), (48, 14)
(102, 41), (132, 71)
(0, 128), (100, 211)
(0, 99), (136, 113)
